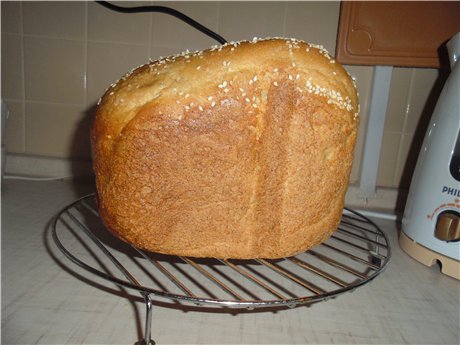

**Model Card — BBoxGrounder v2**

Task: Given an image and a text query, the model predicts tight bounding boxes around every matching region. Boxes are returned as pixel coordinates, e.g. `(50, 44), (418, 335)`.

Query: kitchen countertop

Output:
(2, 178), (459, 345)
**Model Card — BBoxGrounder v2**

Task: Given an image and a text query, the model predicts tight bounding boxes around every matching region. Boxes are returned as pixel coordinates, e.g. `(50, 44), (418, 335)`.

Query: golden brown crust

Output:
(92, 38), (359, 259)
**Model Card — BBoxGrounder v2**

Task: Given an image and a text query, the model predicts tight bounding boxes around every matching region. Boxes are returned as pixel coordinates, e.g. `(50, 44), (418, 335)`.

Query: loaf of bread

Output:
(91, 38), (359, 259)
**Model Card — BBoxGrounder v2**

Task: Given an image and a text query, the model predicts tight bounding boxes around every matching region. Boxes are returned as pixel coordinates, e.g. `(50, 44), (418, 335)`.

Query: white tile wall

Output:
(3, 100), (25, 153)
(1, 33), (24, 100)
(23, 36), (86, 104)
(24, 102), (91, 158)
(151, 1), (220, 49)
(284, 1), (340, 53)
(1, 1), (22, 34)
(88, 1), (152, 44)
(379, 67), (442, 188)
(22, 1), (86, 40)
(218, 2), (286, 42)
(86, 41), (150, 105)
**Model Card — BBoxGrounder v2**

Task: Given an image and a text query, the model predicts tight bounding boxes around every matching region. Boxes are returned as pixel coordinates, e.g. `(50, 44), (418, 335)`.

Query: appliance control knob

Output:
(435, 213), (460, 242)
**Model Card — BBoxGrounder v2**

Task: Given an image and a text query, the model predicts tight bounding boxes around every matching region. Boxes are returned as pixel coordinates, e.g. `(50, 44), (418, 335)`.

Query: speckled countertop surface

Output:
(2, 179), (459, 345)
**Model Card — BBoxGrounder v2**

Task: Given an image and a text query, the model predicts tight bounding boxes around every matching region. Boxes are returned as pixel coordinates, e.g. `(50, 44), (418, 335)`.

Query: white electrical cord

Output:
(345, 208), (399, 221)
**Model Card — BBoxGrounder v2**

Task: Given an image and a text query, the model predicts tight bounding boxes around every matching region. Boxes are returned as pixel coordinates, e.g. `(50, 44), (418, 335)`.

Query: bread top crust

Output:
(92, 38), (359, 175)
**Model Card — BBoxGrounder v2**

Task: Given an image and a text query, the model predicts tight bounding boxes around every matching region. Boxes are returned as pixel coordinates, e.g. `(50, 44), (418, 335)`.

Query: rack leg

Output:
(142, 294), (155, 345)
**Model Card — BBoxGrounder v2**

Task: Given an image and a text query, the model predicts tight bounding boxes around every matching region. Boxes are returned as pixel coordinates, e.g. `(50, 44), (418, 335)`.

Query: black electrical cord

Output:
(96, 1), (227, 45)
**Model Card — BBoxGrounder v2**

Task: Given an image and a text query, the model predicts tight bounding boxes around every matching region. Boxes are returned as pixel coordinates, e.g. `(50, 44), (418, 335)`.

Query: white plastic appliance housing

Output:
(401, 32), (460, 278)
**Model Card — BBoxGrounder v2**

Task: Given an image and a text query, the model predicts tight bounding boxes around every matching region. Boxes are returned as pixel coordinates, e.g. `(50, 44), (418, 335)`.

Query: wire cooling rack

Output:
(52, 193), (391, 345)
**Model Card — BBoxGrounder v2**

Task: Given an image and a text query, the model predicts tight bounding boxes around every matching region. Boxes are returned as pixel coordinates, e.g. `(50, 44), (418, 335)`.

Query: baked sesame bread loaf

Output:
(91, 37), (359, 259)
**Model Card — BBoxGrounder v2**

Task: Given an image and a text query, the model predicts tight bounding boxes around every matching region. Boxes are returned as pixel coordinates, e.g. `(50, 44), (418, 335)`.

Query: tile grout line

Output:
(17, 33), (157, 48)
(148, 1), (154, 59)
(4, 98), (89, 109)
(19, 1), (26, 154)
(281, 1), (289, 37)
(83, 1), (89, 108)
(215, 0), (222, 43)
(393, 68), (415, 187)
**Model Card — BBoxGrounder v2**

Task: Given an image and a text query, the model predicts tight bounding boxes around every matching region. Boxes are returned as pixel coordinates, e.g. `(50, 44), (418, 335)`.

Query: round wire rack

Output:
(52, 193), (391, 344)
